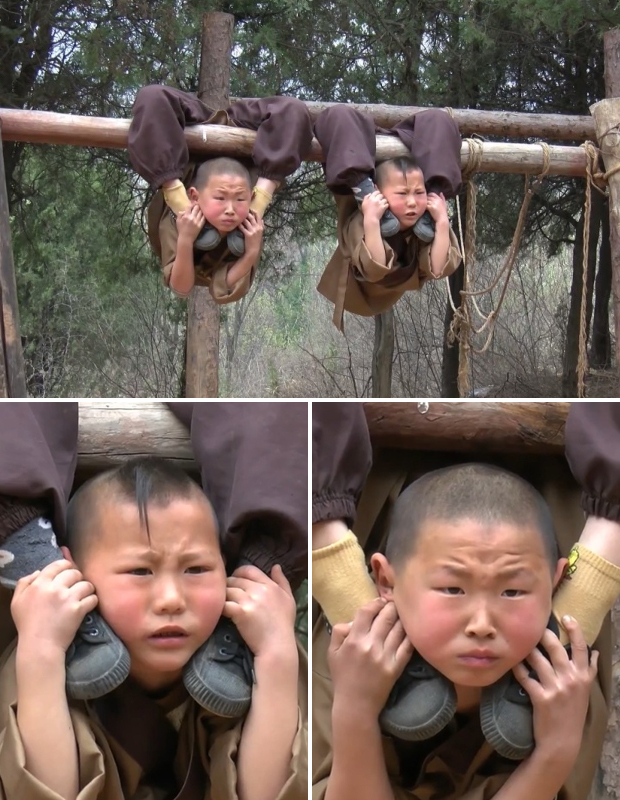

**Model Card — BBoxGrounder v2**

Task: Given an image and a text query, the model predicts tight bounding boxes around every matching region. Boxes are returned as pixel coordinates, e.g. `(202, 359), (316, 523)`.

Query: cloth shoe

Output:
(479, 615), (587, 760)
(65, 611), (131, 699)
(379, 651), (457, 740)
(227, 230), (245, 257)
(183, 529), (292, 716)
(183, 617), (254, 716)
(412, 211), (436, 242)
(352, 176), (400, 238)
(194, 224), (222, 251)
(0, 515), (130, 699)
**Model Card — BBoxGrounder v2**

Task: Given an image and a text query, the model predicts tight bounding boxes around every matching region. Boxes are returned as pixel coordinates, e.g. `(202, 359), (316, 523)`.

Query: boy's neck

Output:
(455, 683), (482, 713)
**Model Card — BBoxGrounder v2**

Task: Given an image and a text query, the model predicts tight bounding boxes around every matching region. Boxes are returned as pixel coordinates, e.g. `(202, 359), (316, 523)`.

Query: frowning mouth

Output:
(150, 627), (188, 638)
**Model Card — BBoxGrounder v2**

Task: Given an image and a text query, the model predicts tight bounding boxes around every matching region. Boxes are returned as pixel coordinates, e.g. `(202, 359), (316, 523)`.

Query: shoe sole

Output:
(183, 664), (251, 718)
(379, 685), (457, 741)
(66, 648), (131, 700)
(479, 684), (534, 761)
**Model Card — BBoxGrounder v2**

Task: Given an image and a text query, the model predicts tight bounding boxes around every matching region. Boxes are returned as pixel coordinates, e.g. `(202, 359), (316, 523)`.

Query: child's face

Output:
(372, 518), (566, 693)
(377, 167), (428, 231)
(76, 496), (227, 692)
(190, 173), (252, 235)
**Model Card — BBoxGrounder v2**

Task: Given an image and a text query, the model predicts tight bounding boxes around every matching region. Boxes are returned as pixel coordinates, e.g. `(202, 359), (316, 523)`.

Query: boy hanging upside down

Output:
(313, 106), (463, 330)
(128, 85), (313, 300)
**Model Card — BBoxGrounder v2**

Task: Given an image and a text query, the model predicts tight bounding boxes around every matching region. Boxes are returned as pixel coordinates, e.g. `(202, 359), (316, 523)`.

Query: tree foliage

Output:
(3, 0), (619, 396)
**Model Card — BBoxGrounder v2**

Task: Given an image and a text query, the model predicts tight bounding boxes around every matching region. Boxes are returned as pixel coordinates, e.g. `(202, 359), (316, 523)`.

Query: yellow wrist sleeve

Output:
(312, 530), (377, 626)
(553, 543), (620, 645)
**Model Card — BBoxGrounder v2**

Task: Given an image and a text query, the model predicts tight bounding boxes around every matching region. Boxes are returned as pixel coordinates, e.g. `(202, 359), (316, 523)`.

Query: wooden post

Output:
(371, 311), (394, 397)
(0, 125), (26, 398)
(591, 30), (620, 385)
(185, 12), (234, 398)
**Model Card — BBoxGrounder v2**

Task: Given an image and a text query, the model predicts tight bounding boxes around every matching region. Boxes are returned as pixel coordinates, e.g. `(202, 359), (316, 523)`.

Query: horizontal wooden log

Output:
(233, 99), (597, 142)
(364, 402), (569, 454)
(0, 108), (591, 176)
(75, 401), (569, 473)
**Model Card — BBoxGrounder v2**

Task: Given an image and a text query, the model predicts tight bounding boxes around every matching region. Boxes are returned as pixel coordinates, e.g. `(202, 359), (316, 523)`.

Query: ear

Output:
(370, 553), (396, 600)
(187, 186), (199, 203)
(61, 545), (76, 566)
(552, 556), (569, 591)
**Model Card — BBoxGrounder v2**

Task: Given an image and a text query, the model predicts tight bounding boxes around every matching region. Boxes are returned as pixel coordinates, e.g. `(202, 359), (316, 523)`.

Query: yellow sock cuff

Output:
(312, 530), (377, 625)
(553, 543), (620, 645)
(249, 186), (273, 218)
(163, 180), (191, 215)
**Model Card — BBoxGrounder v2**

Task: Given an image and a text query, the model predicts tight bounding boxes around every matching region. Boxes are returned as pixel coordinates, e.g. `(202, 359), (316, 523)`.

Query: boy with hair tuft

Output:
(0, 455), (306, 800)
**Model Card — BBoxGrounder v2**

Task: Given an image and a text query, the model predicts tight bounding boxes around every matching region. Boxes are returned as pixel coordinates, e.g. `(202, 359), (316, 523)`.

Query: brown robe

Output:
(0, 641), (308, 800)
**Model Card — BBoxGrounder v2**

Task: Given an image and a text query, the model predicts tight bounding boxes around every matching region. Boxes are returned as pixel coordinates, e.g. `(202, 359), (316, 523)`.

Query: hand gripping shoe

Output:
(379, 651), (457, 740)
(0, 515), (130, 700)
(352, 176), (400, 238)
(183, 617), (255, 717)
(479, 615), (590, 760)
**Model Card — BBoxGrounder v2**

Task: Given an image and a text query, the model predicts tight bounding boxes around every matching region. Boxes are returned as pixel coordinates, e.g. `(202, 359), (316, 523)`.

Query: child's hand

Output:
(361, 190), (390, 224)
(223, 564), (296, 658)
(176, 204), (205, 243)
(512, 616), (598, 763)
(426, 192), (448, 224)
(11, 560), (98, 655)
(238, 211), (264, 259)
(328, 598), (413, 719)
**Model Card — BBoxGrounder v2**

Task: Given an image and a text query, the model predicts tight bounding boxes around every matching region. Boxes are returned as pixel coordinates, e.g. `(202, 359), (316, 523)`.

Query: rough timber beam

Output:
(74, 401), (569, 474)
(0, 109), (591, 177)
(233, 100), (597, 142)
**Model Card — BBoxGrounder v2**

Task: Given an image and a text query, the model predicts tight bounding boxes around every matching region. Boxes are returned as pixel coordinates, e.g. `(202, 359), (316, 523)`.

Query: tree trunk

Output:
(590, 199), (612, 370)
(184, 11), (234, 398)
(371, 311), (394, 397)
(562, 188), (601, 396)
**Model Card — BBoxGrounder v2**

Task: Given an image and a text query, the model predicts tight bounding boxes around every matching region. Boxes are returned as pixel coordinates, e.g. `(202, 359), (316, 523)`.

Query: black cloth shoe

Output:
(352, 176), (400, 238)
(66, 611), (130, 700)
(183, 617), (254, 717)
(194, 224), (221, 251)
(479, 615), (589, 760)
(227, 230), (245, 257)
(379, 652), (457, 740)
(412, 211), (435, 242)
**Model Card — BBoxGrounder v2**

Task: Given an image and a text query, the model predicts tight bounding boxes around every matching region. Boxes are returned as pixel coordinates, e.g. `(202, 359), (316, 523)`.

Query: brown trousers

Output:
(314, 105), (462, 197)
(128, 84), (314, 188)
(0, 402), (308, 587)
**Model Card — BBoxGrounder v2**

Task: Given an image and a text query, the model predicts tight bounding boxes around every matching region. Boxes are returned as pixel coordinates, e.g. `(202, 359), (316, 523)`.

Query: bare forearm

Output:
(429, 219), (450, 276)
(363, 219), (387, 266)
(579, 516), (620, 566)
(493, 748), (575, 800)
(237, 645), (299, 800)
(169, 237), (196, 295)
(312, 520), (349, 550)
(227, 251), (258, 288)
(16, 645), (78, 800)
(325, 704), (395, 800)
